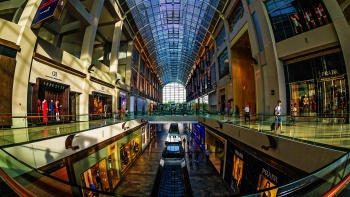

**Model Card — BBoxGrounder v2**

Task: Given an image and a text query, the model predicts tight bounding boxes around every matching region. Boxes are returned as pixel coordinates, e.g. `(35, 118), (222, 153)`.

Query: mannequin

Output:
(55, 101), (60, 121)
(37, 99), (41, 121)
(42, 99), (48, 123)
(49, 100), (54, 120)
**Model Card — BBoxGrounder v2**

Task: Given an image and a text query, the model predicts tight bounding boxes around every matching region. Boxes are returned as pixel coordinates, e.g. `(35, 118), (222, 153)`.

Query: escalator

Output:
(151, 123), (192, 196)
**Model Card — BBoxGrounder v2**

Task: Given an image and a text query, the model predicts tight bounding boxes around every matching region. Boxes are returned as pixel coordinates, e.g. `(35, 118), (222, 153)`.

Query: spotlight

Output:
(65, 134), (80, 150)
(215, 120), (224, 129)
(261, 135), (277, 151)
(87, 64), (95, 73)
(115, 79), (120, 84)
(251, 57), (258, 65)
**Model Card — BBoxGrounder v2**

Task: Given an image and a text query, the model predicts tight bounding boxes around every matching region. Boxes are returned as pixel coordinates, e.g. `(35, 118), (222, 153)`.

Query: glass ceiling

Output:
(118, 0), (227, 85)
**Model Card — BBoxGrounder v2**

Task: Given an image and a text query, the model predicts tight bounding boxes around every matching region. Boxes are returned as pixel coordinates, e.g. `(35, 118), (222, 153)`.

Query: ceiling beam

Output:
(103, 0), (122, 21)
(0, 0), (24, 15)
(65, 0), (93, 26)
(60, 21), (84, 36)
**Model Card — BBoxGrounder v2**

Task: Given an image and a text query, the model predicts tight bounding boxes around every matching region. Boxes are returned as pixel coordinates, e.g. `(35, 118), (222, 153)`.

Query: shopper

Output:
(205, 149), (210, 163)
(244, 105), (250, 122)
(274, 100), (283, 134)
(195, 149), (200, 162)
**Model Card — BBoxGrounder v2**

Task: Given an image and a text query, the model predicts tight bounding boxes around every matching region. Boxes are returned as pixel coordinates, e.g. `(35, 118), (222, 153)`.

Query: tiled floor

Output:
(114, 124), (233, 196)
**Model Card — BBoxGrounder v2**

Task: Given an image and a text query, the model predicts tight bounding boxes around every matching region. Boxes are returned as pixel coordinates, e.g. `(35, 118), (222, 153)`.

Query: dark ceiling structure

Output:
(117, 0), (228, 86)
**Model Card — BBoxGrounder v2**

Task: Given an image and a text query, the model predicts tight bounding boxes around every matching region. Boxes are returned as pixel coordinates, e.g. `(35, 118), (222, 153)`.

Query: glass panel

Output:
(252, 13), (264, 51)
(265, 0), (332, 42)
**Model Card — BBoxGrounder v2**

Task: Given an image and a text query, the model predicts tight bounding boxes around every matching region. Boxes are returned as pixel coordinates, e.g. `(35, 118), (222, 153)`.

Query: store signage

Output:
(235, 150), (243, 159)
(262, 168), (278, 183)
(321, 69), (338, 77)
(32, 0), (67, 28)
(52, 71), (57, 77)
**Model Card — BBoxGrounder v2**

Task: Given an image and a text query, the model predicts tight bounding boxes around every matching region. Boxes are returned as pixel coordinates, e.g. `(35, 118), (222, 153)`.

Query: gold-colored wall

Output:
(231, 47), (256, 114)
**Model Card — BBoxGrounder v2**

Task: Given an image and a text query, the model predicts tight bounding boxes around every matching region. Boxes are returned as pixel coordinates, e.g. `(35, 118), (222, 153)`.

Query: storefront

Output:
(205, 129), (226, 175)
(224, 141), (301, 196)
(192, 123), (205, 151)
(30, 78), (70, 124)
(107, 142), (119, 188)
(141, 125), (151, 151)
(118, 91), (127, 110)
(89, 91), (112, 118)
(284, 49), (348, 120)
(81, 159), (109, 193)
(117, 129), (141, 174)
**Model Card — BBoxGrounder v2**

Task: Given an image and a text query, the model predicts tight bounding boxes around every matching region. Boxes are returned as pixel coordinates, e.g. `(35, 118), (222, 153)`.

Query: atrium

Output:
(0, 0), (350, 196)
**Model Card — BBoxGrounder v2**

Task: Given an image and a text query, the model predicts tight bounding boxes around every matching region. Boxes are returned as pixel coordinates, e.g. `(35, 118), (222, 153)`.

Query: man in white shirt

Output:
(244, 105), (250, 122)
(274, 100), (283, 134)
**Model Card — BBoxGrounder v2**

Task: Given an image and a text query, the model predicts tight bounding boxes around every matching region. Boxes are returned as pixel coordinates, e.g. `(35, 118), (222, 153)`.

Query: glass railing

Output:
(0, 113), (146, 147)
(0, 148), (117, 197)
(1, 138), (350, 196)
(245, 151), (350, 196)
(198, 112), (350, 149)
(1, 111), (350, 196)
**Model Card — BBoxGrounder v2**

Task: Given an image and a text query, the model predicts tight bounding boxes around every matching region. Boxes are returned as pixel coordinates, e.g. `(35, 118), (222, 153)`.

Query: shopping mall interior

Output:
(0, 0), (350, 196)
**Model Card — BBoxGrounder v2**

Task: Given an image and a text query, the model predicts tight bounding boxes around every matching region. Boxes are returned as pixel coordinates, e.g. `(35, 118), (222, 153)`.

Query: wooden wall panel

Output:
(0, 55), (16, 126)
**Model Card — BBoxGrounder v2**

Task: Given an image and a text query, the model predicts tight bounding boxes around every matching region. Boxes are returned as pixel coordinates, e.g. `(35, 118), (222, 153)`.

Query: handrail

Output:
(322, 172), (350, 197)
(0, 168), (36, 197)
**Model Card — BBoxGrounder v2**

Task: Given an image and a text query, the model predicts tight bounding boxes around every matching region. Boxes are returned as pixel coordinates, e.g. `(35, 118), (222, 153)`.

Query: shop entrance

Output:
(31, 78), (69, 124)
(289, 81), (316, 116)
(89, 92), (112, 119)
(69, 92), (80, 121)
(318, 78), (347, 122)
(289, 77), (348, 120)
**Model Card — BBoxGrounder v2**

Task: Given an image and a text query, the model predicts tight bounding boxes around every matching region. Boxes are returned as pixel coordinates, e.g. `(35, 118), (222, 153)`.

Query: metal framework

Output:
(117, 0), (227, 85)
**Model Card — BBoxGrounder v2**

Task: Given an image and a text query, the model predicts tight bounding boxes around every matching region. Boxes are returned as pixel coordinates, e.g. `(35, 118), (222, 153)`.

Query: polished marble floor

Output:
(114, 124), (233, 196)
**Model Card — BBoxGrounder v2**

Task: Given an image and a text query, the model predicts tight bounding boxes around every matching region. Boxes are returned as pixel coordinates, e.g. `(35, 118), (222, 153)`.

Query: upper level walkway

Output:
(1, 111), (350, 196)
(0, 111), (349, 150)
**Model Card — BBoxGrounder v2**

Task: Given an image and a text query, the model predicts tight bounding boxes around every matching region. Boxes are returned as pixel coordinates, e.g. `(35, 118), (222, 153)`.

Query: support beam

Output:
(60, 21), (84, 36)
(65, 0), (93, 26)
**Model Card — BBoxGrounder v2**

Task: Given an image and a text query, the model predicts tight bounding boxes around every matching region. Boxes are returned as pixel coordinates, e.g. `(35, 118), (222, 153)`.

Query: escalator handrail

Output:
(0, 168), (36, 197)
(322, 172), (350, 197)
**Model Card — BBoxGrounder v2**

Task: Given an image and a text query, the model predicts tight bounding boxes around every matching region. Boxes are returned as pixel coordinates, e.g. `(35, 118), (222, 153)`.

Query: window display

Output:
(120, 143), (131, 172)
(285, 51), (347, 119)
(31, 78), (69, 124)
(81, 159), (109, 194)
(90, 92), (112, 118)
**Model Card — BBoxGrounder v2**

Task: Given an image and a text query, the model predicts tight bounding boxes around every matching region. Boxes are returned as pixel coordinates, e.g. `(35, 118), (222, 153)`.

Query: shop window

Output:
(285, 51), (347, 118)
(228, 1), (244, 32)
(81, 159), (110, 193)
(216, 28), (226, 48)
(265, 0), (332, 42)
(218, 49), (229, 79)
(120, 143), (131, 172)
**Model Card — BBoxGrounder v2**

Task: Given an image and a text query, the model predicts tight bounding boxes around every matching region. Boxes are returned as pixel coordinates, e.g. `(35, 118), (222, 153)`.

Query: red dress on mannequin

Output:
(42, 99), (48, 123)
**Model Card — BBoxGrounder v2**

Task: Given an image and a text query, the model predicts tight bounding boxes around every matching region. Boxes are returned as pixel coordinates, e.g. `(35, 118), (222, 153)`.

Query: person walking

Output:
(205, 149), (210, 163)
(194, 149), (200, 162)
(244, 105), (250, 122)
(188, 151), (192, 160)
(274, 100), (283, 134)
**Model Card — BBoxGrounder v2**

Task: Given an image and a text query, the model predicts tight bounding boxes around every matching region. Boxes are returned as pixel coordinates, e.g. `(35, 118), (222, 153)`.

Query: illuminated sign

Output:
(32, 0), (67, 29)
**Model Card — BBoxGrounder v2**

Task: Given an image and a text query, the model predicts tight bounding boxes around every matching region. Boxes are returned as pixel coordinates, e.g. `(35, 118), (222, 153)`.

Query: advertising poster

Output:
(257, 173), (278, 197)
(231, 153), (244, 194)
